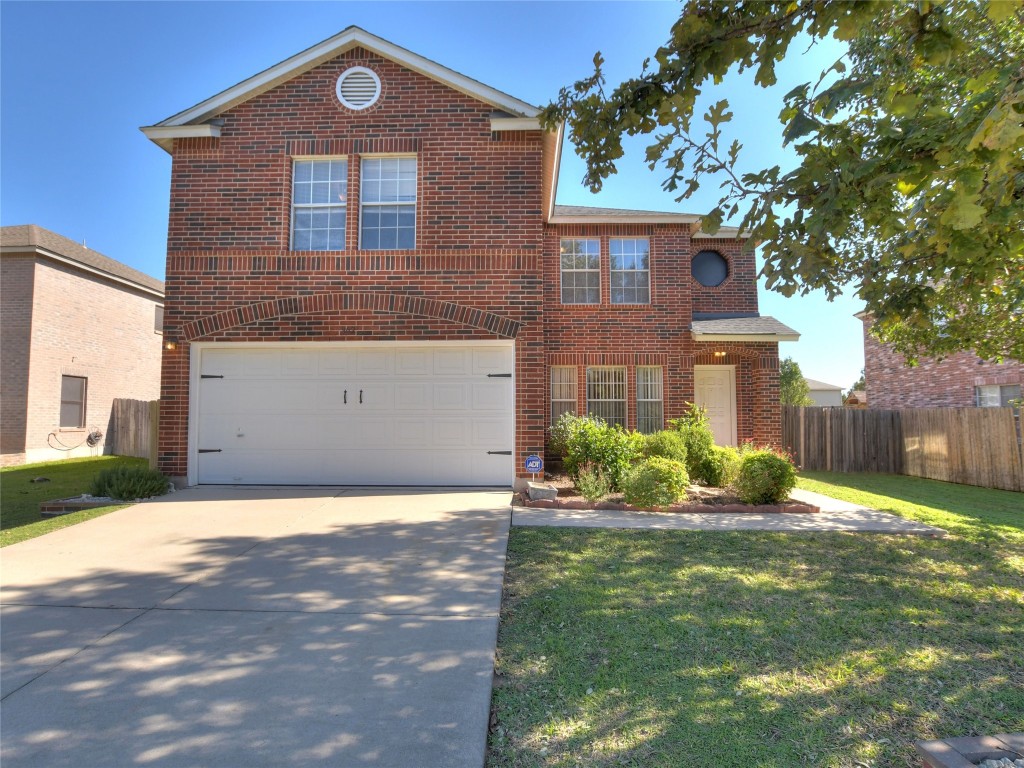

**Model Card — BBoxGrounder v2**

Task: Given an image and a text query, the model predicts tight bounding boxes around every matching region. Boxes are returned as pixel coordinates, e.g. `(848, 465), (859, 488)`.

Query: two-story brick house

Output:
(142, 27), (798, 488)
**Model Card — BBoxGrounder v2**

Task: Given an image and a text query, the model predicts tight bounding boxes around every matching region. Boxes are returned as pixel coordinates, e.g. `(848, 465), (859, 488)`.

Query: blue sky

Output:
(0, 1), (865, 390)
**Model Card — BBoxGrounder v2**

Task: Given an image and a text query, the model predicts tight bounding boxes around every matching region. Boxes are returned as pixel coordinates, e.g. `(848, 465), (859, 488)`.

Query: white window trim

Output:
(609, 238), (651, 305)
(585, 366), (627, 427)
(290, 156), (348, 252)
(358, 154), (418, 251)
(560, 238), (601, 305)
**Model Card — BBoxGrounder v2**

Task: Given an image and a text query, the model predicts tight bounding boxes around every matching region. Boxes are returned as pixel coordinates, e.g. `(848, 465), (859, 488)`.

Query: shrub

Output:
(733, 449), (798, 505)
(549, 412), (587, 457)
(621, 457), (689, 508)
(642, 430), (688, 464)
(91, 465), (170, 501)
(670, 403), (716, 484)
(574, 462), (612, 503)
(703, 445), (743, 488)
(558, 415), (644, 490)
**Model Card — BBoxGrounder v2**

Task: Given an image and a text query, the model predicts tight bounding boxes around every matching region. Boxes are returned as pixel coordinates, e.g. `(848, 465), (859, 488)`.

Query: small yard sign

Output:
(524, 455), (543, 474)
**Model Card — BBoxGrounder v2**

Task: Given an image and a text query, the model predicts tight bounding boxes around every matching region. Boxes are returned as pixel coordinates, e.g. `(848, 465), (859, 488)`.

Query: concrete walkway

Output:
(512, 487), (946, 536)
(1, 487), (511, 768)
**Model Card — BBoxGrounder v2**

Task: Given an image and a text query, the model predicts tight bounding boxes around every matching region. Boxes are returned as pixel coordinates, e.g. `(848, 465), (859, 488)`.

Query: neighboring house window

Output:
(636, 366), (664, 434)
(154, 305), (164, 334)
(551, 366), (577, 424)
(60, 376), (87, 428)
(560, 238), (600, 304)
(586, 367), (626, 427)
(291, 158), (348, 251)
(976, 384), (1022, 407)
(610, 238), (650, 304)
(360, 156), (416, 249)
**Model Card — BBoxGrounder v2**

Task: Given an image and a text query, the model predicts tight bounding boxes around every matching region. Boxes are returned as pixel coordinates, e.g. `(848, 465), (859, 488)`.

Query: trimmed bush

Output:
(670, 403), (716, 485)
(91, 466), (170, 501)
(549, 412), (586, 457)
(703, 445), (743, 488)
(557, 414), (644, 490)
(733, 449), (797, 505)
(642, 430), (688, 464)
(575, 462), (612, 503)
(621, 457), (689, 508)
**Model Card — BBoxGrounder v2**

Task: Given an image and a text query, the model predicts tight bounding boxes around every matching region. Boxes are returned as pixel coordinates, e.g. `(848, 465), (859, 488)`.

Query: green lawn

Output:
(0, 456), (142, 547)
(488, 473), (1024, 767)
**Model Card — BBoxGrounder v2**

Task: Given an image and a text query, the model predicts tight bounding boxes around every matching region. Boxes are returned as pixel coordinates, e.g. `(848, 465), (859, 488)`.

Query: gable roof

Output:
(691, 314), (799, 342)
(141, 26), (542, 152)
(0, 225), (164, 297)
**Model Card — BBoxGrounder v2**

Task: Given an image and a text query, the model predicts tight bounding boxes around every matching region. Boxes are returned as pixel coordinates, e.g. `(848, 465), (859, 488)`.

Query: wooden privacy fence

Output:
(110, 399), (159, 468)
(783, 405), (1024, 492)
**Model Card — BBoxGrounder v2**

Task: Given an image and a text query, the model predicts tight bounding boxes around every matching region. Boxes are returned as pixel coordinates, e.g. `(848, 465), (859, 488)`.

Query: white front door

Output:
(193, 342), (514, 486)
(694, 365), (737, 447)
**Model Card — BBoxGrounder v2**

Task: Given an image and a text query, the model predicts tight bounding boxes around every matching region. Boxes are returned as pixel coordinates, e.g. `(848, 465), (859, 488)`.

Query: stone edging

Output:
(516, 497), (820, 515)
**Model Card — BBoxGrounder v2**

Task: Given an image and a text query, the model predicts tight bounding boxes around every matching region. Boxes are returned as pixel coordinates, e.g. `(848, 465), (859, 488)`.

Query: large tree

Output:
(779, 358), (814, 406)
(544, 1), (1024, 362)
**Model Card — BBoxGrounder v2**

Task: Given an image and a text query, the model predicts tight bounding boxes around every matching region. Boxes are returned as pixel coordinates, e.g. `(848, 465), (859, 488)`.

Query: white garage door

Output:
(194, 343), (514, 485)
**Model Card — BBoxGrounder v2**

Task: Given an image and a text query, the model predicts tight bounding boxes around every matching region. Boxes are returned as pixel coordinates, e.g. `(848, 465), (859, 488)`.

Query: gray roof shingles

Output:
(691, 315), (799, 338)
(0, 225), (164, 295)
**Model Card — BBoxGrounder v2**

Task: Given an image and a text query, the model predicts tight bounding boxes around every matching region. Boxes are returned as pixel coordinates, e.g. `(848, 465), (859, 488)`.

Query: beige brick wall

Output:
(1, 256), (36, 465)
(9, 258), (164, 464)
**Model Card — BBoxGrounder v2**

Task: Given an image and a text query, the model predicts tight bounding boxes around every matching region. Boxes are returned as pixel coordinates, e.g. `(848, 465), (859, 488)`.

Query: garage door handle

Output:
(487, 450), (512, 455)
(487, 373), (512, 378)
(201, 375), (224, 379)
(198, 449), (222, 453)
(359, 389), (363, 404)
(344, 389), (347, 404)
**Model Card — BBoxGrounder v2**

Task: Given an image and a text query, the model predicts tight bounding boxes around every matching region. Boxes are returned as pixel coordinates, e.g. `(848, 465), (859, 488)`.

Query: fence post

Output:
(148, 400), (160, 470)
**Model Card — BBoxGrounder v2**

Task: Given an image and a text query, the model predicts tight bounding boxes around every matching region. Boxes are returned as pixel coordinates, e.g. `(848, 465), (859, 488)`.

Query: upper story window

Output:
(360, 157), (416, 250)
(692, 249), (729, 287)
(976, 384), (1022, 407)
(610, 238), (650, 304)
(560, 238), (600, 304)
(291, 158), (347, 251)
(60, 375), (87, 428)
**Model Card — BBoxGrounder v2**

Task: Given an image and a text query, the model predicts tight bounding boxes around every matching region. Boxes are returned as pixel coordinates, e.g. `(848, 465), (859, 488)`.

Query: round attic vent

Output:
(336, 66), (381, 110)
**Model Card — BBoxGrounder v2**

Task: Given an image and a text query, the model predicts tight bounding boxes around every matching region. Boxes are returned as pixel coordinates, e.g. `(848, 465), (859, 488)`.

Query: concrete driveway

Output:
(1, 487), (512, 768)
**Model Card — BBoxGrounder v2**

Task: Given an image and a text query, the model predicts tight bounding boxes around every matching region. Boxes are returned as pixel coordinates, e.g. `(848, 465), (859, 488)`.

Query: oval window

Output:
(336, 66), (381, 110)
(691, 250), (729, 287)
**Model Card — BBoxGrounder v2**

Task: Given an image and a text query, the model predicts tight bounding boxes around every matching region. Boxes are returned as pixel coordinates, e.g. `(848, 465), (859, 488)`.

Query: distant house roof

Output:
(804, 378), (843, 392)
(0, 225), (164, 297)
(691, 314), (799, 342)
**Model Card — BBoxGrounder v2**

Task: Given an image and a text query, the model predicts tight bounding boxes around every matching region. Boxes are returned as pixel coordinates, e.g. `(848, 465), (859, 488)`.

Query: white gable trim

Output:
(147, 26), (540, 133)
(490, 117), (543, 131)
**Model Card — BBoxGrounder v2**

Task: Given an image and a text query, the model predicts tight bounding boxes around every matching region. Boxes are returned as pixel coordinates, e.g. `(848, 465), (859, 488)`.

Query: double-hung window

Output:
(610, 238), (650, 304)
(551, 367), (577, 423)
(976, 384), (1022, 407)
(560, 239), (600, 304)
(360, 157), (416, 249)
(291, 158), (347, 251)
(60, 375), (87, 429)
(636, 367), (664, 434)
(586, 367), (626, 427)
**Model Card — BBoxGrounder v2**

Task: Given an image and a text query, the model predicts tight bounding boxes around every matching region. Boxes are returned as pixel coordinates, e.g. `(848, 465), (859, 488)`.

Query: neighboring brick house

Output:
(141, 27), (798, 487)
(0, 225), (164, 466)
(859, 313), (1022, 409)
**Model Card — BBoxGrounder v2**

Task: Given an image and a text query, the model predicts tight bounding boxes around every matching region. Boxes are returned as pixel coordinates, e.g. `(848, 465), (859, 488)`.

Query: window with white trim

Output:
(976, 384), (1022, 407)
(560, 238), (600, 304)
(360, 156), (416, 250)
(60, 375), (86, 428)
(291, 158), (347, 251)
(636, 366), (664, 434)
(610, 238), (650, 304)
(586, 367), (626, 427)
(551, 366), (577, 424)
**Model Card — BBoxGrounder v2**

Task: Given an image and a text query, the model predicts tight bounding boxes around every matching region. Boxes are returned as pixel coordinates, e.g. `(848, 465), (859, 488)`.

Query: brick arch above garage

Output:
(179, 291), (522, 341)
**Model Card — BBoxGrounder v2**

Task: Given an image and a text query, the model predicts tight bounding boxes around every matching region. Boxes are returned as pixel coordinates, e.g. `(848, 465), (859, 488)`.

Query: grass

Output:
(488, 473), (1024, 767)
(0, 456), (143, 547)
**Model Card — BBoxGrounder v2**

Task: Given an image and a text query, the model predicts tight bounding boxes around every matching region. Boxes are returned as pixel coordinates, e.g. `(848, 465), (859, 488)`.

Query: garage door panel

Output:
(196, 344), (513, 485)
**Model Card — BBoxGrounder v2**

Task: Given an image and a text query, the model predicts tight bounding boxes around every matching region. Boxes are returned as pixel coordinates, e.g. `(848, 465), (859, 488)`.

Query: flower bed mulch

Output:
(515, 474), (819, 515)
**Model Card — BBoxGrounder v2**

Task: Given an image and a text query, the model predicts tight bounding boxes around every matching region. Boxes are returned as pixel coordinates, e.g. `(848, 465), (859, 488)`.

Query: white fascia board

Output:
(490, 117), (543, 131)
(549, 214), (702, 224)
(547, 122), (564, 222)
(692, 332), (801, 343)
(23, 247), (165, 299)
(155, 27), (540, 131)
(139, 124), (222, 153)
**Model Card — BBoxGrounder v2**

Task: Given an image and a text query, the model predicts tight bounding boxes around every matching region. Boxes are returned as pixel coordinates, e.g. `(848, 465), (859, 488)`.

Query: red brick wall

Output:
(1, 256), (163, 466)
(862, 317), (1023, 408)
